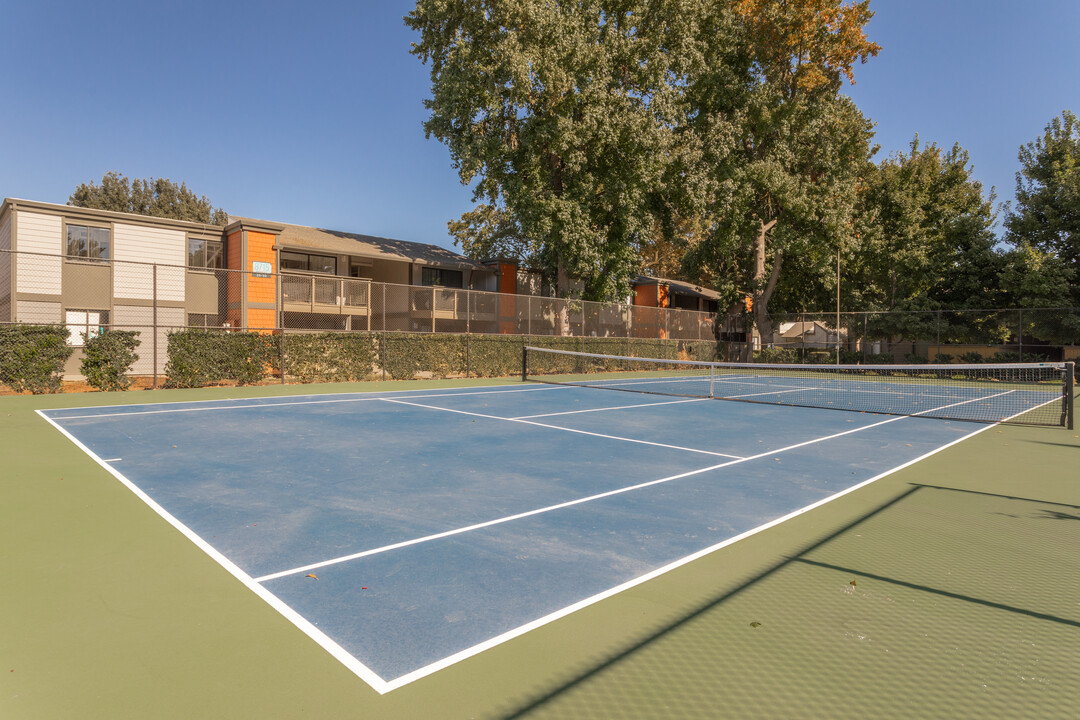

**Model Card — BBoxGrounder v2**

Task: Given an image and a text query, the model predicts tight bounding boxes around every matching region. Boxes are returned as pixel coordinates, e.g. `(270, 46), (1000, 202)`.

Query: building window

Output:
(65, 309), (109, 346)
(188, 238), (223, 269)
(421, 267), (463, 288)
(66, 224), (111, 262)
(281, 251), (337, 274)
(188, 313), (224, 328)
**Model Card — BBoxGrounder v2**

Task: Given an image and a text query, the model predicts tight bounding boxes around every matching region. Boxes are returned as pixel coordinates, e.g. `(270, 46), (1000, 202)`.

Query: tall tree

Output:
(406, 0), (703, 301)
(852, 138), (1003, 342)
(1004, 110), (1080, 304)
(69, 171), (229, 225)
(686, 0), (879, 341)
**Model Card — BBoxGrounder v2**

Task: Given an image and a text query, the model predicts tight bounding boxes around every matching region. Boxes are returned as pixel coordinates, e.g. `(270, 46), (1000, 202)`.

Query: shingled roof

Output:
(234, 217), (487, 270)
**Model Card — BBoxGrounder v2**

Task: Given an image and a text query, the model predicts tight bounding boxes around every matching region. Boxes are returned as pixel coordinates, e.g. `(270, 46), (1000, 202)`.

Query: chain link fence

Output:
(3, 248), (1078, 389)
(757, 308), (1080, 364)
(0, 249), (718, 385)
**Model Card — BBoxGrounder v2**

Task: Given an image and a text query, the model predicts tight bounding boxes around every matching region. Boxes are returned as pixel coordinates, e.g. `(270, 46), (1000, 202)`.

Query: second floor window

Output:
(421, 267), (463, 288)
(66, 224), (110, 262)
(281, 251), (337, 274)
(188, 238), (223, 269)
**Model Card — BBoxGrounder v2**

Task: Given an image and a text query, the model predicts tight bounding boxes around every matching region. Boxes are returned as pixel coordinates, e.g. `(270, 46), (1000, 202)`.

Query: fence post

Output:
(152, 263), (158, 388)
(1018, 308), (1024, 360)
(936, 310), (941, 362)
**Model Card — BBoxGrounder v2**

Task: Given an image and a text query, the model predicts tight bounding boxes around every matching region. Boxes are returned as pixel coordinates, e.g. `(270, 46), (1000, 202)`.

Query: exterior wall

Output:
(634, 285), (657, 307)
(15, 211), (62, 296)
(515, 268), (543, 296)
(0, 213), (10, 321)
(369, 259), (410, 285)
(246, 230), (277, 331)
(113, 223), (186, 302)
(226, 230), (243, 327)
(114, 304), (184, 375)
(15, 300), (62, 323)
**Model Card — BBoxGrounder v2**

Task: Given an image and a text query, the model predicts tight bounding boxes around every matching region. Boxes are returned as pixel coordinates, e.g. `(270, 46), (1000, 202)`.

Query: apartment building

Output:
(0, 197), (718, 375)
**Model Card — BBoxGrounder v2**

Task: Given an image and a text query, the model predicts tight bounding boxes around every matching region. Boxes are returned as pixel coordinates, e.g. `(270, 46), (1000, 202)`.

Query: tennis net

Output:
(522, 346), (1075, 428)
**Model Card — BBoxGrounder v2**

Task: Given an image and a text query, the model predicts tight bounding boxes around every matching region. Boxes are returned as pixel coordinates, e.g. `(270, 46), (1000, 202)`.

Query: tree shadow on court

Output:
(498, 481), (1080, 719)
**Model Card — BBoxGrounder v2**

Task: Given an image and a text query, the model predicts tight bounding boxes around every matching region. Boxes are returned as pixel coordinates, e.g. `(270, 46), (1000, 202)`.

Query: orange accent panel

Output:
(246, 231), (277, 306)
(247, 308), (277, 332)
(658, 284), (670, 308)
(499, 263), (517, 294)
(634, 285), (656, 307)
(498, 262), (517, 333)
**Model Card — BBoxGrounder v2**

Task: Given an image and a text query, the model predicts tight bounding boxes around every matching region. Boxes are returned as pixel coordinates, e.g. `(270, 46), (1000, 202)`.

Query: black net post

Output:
(1065, 362), (1075, 430)
(521, 344), (528, 382)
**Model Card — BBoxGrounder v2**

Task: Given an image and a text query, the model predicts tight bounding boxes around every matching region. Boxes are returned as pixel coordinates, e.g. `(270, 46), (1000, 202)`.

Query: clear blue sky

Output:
(1, 0), (1077, 250)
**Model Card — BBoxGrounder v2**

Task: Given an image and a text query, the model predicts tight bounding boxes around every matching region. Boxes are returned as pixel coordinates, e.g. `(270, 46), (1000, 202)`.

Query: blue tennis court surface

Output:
(40, 383), (995, 692)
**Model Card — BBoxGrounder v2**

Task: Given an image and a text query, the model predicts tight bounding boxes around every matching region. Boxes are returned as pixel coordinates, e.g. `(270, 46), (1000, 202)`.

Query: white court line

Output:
(39, 386), (1031, 694)
(44, 384), (573, 421)
(35, 409), (393, 694)
(725, 387), (822, 399)
(256, 388), (1018, 586)
(381, 397), (745, 459)
(513, 396), (710, 419)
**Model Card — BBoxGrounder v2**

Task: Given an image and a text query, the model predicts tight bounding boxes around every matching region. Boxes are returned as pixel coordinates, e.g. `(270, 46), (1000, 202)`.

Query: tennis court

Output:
(5, 356), (1079, 718)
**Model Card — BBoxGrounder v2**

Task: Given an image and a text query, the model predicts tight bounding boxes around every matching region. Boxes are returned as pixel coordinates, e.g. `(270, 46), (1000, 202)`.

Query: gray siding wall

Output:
(0, 214), (10, 321)
(15, 211), (62, 296)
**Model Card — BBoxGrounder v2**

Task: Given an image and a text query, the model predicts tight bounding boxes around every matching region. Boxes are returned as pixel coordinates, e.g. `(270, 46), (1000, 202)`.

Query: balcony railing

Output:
(282, 273), (369, 310)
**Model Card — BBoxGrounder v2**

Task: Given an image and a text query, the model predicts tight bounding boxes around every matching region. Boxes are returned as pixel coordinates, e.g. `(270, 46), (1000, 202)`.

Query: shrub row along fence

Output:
(0, 324), (720, 393)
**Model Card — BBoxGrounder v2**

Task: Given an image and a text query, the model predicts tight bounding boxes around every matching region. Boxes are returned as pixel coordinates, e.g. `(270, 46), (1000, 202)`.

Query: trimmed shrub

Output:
(379, 333), (466, 380)
(81, 330), (140, 391)
(281, 332), (377, 383)
(754, 346), (799, 364)
(164, 329), (274, 388)
(0, 324), (73, 394)
(467, 335), (527, 378)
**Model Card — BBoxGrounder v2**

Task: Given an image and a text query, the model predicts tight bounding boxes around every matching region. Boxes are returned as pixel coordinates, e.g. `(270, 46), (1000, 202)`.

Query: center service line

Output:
(253, 390), (1016, 585)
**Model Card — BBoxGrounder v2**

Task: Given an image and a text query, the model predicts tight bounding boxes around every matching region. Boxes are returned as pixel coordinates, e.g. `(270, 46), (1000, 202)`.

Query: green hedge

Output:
(164, 329), (275, 388)
(280, 332), (377, 383)
(155, 330), (726, 388)
(380, 333), (468, 380)
(0, 324), (73, 394)
(81, 330), (141, 391)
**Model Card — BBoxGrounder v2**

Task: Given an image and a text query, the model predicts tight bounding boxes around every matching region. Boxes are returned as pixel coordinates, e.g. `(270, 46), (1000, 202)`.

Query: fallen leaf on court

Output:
(305, 573), (318, 580)
(850, 580), (857, 587)
(749, 621), (761, 628)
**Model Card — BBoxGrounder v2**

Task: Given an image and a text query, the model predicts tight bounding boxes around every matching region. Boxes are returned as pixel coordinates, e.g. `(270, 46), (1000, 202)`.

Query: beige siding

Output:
(113, 304), (183, 375)
(15, 211), (62, 295)
(0, 215), (10, 321)
(16, 300), (62, 323)
(113, 224), (186, 302)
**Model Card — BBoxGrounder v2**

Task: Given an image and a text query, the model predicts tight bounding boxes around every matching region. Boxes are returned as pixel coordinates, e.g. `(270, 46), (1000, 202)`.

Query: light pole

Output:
(836, 245), (841, 365)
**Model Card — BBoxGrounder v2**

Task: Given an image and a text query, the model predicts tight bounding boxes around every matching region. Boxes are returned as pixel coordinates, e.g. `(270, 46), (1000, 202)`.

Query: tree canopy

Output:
(407, 2), (1078, 352)
(1004, 110), (1080, 304)
(407, 0), (701, 301)
(69, 171), (229, 225)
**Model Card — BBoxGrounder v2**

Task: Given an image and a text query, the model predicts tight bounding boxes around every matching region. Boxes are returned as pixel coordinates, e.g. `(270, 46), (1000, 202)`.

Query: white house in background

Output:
(775, 320), (845, 348)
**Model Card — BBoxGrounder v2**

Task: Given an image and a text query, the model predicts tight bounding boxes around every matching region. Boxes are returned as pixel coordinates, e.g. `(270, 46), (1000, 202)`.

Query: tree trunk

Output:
(556, 259), (572, 336)
(752, 218), (780, 344)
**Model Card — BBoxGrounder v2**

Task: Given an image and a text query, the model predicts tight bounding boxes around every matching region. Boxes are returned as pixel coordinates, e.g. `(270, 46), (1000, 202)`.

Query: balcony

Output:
(282, 273), (369, 314)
